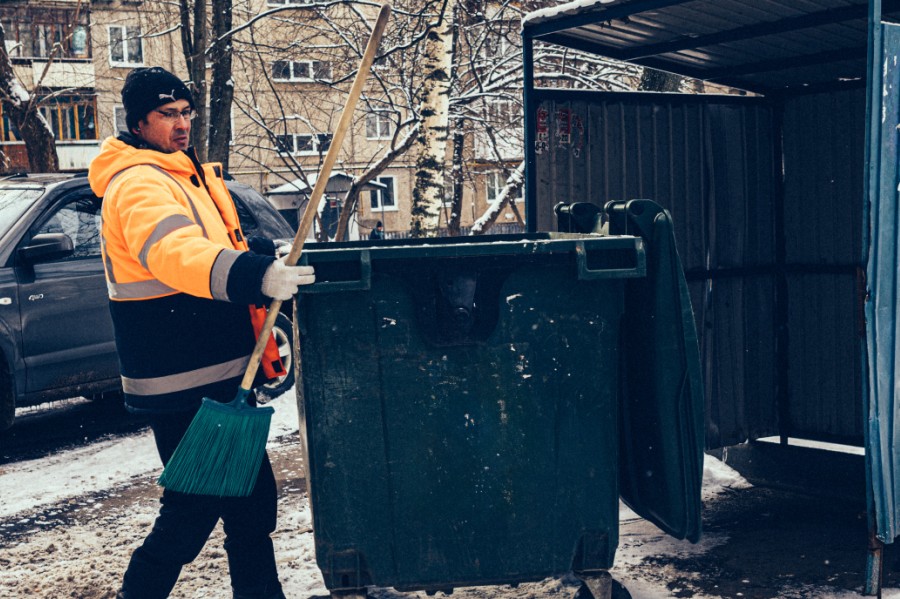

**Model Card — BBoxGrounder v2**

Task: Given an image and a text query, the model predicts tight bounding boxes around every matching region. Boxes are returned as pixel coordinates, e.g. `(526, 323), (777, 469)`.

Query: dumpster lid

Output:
(522, 0), (900, 95)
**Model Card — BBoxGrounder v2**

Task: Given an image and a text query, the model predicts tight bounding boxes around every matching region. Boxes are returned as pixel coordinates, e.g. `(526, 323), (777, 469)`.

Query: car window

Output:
(229, 185), (295, 240)
(232, 193), (260, 238)
(35, 192), (103, 260)
(0, 188), (42, 240)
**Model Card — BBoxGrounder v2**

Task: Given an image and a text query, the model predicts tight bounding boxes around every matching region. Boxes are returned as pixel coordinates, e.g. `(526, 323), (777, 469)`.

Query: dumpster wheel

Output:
(574, 572), (632, 599)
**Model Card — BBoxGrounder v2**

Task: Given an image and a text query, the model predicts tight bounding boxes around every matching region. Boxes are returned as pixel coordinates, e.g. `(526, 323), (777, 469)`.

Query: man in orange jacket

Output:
(89, 66), (311, 599)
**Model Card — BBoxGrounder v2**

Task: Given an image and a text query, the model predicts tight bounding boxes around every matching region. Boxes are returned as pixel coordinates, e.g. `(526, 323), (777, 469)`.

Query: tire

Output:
(257, 312), (295, 403)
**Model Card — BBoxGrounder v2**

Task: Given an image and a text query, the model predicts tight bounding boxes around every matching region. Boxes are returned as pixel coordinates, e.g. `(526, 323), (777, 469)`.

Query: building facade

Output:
(0, 0), (526, 239)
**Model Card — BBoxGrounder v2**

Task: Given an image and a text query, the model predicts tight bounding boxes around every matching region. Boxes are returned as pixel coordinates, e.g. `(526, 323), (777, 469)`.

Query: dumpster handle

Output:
(302, 250), (372, 293)
(576, 241), (646, 280)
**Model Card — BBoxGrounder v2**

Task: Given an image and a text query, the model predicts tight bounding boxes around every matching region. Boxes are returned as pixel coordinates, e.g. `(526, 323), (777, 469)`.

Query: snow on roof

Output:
(521, 0), (617, 28)
(267, 171), (386, 195)
(267, 172), (345, 195)
(268, 180), (310, 195)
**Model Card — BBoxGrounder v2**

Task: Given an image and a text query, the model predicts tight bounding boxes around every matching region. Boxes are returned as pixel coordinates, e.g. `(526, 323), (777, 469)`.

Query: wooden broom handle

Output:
(240, 3), (392, 392)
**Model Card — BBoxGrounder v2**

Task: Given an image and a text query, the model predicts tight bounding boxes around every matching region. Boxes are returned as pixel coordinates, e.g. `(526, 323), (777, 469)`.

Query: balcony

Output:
(24, 60), (95, 89)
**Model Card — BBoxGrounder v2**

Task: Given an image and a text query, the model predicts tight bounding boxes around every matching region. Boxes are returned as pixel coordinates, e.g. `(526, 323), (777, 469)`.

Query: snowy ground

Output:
(1, 390), (898, 599)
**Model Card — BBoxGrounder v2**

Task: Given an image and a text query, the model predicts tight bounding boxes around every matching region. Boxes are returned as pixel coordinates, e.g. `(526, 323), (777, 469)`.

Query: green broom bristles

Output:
(158, 389), (274, 497)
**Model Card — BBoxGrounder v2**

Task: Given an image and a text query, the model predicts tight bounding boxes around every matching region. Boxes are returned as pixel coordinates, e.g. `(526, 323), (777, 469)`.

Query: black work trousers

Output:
(121, 410), (283, 599)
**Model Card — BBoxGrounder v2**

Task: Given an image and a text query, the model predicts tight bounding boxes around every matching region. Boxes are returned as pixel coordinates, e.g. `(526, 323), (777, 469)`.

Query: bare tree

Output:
(208, 0), (234, 167)
(224, 0), (446, 241)
(115, 1), (639, 239)
(179, 0), (209, 160)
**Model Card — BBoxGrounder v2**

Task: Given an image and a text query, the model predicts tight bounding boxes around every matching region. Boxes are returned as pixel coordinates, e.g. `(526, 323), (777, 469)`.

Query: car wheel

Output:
(258, 312), (295, 403)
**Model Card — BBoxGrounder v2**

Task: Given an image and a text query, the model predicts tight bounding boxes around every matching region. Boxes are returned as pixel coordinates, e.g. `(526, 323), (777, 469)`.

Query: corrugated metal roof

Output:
(523, 0), (900, 94)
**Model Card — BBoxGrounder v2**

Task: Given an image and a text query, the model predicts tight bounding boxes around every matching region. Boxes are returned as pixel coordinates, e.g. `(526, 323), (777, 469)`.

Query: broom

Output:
(158, 3), (392, 497)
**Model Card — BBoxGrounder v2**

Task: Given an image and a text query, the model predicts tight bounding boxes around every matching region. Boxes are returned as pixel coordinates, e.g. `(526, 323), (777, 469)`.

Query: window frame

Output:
(486, 98), (519, 125)
(365, 110), (393, 140)
(276, 132), (332, 157)
(34, 192), (104, 261)
(482, 33), (513, 62)
(108, 24), (144, 68)
(1, 95), (98, 143)
(39, 96), (98, 142)
(485, 170), (523, 204)
(0, 8), (92, 60)
(272, 59), (332, 83)
(370, 175), (397, 212)
(114, 105), (127, 134)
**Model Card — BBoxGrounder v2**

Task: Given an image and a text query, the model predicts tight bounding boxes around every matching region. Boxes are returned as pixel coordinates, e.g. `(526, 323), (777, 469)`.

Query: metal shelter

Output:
(521, 0), (900, 593)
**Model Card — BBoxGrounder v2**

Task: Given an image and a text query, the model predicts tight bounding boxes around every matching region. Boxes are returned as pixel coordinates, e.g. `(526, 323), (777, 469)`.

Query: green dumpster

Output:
(295, 202), (703, 598)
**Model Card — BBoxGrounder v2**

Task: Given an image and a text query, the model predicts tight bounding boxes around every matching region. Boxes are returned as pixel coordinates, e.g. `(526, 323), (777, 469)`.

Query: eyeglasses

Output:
(154, 108), (196, 122)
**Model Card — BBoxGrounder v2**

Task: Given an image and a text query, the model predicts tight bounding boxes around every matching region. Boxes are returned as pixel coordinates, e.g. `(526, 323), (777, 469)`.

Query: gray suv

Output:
(0, 173), (296, 432)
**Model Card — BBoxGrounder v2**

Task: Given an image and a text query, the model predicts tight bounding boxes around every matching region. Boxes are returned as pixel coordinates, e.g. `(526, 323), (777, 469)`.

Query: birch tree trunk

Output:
(0, 25), (58, 173)
(409, 0), (453, 238)
(208, 0), (233, 168)
(445, 0), (471, 237)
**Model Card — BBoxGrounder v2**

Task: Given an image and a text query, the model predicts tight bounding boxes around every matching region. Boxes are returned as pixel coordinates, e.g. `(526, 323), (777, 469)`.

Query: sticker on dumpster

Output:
(572, 113), (585, 158)
(556, 108), (572, 147)
(536, 106), (549, 155)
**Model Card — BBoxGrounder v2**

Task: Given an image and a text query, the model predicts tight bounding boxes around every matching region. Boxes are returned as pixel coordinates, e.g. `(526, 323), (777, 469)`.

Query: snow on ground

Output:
(1, 390), (898, 599)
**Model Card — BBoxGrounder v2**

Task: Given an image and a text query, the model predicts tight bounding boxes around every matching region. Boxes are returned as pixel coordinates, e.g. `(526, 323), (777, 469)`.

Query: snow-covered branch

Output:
(469, 161), (524, 235)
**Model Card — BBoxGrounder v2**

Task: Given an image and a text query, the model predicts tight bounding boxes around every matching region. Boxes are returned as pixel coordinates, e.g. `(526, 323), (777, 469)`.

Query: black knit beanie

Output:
(121, 67), (195, 133)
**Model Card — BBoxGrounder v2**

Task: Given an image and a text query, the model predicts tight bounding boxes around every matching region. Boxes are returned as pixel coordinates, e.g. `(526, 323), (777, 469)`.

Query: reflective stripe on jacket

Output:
(88, 136), (285, 412)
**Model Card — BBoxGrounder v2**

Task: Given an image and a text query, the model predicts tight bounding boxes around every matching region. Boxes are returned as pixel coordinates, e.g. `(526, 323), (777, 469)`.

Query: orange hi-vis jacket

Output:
(89, 135), (285, 413)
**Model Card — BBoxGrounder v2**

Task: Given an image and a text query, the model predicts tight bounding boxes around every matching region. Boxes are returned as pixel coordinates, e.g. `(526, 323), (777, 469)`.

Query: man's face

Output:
(135, 100), (192, 153)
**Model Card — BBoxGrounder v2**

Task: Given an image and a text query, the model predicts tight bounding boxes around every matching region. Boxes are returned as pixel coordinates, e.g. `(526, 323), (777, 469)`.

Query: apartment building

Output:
(0, 0), (525, 238)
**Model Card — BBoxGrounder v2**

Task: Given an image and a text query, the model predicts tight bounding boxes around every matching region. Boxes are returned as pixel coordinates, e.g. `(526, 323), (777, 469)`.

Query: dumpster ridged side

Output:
(297, 236), (639, 592)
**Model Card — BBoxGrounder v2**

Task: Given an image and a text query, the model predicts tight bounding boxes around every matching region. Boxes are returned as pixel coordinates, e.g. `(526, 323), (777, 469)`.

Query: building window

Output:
(114, 106), (127, 134)
(272, 60), (332, 82)
(366, 111), (392, 139)
(482, 34), (513, 61)
(0, 8), (92, 59)
(108, 25), (143, 67)
(486, 98), (518, 126)
(370, 176), (396, 211)
(486, 171), (522, 203)
(276, 132), (332, 156)
(1, 96), (97, 142)
(42, 96), (98, 141)
(0, 110), (22, 143)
